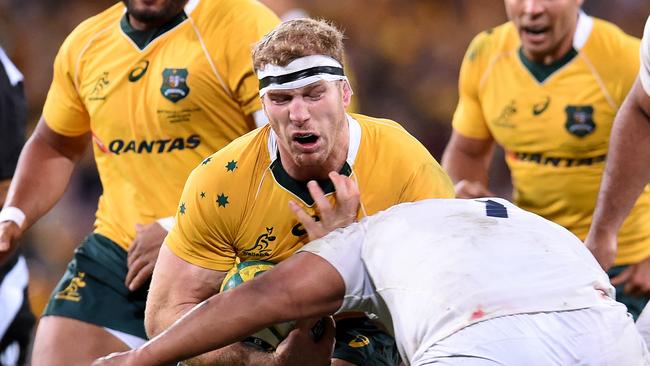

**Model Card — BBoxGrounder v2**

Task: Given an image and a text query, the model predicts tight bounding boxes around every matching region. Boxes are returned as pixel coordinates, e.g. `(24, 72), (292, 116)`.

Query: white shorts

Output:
(416, 306), (650, 366)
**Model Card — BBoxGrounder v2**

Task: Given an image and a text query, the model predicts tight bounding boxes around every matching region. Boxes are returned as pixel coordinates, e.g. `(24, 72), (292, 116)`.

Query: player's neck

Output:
(127, 12), (183, 31)
(522, 18), (578, 66)
(523, 38), (575, 65)
(279, 134), (350, 182)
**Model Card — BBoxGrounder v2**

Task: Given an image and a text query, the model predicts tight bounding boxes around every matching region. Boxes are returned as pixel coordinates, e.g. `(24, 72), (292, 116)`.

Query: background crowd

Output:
(1, 0), (650, 319)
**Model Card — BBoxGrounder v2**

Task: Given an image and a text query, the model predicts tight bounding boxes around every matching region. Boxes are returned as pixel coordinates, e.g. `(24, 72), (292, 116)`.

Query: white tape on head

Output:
(257, 55), (348, 96)
(0, 207), (26, 228)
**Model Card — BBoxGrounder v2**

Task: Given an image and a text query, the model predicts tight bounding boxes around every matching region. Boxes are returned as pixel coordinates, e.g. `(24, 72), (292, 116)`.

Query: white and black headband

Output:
(257, 55), (349, 97)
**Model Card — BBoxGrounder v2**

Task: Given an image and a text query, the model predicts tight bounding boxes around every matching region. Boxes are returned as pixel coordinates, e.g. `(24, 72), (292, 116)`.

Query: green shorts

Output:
(43, 233), (149, 339)
(333, 317), (400, 366)
(608, 265), (650, 320)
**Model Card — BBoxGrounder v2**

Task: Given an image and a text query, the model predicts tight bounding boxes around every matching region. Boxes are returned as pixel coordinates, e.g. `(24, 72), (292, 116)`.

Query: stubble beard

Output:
(123, 0), (186, 27)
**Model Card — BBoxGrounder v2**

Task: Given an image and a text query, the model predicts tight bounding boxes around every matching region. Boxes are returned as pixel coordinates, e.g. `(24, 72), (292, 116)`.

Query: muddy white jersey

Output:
(300, 198), (620, 365)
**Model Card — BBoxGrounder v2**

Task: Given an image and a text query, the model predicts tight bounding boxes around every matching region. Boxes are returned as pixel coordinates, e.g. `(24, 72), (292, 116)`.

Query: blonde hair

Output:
(253, 18), (345, 72)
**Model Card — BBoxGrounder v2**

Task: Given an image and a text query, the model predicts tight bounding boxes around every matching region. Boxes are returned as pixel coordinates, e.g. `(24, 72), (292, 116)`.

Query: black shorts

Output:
(0, 253), (34, 366)
(43, 234), (149, 339)
(333, 317), (400, 366)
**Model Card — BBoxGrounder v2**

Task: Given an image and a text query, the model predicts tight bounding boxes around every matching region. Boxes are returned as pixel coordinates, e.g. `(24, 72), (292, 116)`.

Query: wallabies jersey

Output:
(42, 0), (279, 249)
(452, 12), (650, 265)
(165, 114), (455, 271)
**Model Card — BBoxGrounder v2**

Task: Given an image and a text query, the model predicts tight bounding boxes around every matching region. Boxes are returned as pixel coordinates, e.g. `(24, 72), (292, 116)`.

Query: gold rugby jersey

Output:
(452, 13), (649, 265)
(43, 0), (279, 249)
(166, 114), (455, 271)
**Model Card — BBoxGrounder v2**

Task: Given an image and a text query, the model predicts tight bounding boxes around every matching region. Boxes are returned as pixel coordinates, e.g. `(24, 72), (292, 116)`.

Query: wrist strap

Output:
(156, 216), (175, 232)
(0, 206), (26, 228)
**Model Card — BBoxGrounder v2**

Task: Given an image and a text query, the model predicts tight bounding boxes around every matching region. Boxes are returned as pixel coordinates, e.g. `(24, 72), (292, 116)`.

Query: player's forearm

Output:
(182, 343), (277, 366)
(443, 153), (490, 185)
(145, 302), (272, 366)
(140, 286), (289, 366)
(591, 89), (650, 235)
(4, 132), (78, 227)
(441, 134), (492, 185)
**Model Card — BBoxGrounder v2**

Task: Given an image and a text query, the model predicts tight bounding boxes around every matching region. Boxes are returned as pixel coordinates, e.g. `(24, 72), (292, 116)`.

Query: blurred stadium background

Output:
(1, 0), (649, 318)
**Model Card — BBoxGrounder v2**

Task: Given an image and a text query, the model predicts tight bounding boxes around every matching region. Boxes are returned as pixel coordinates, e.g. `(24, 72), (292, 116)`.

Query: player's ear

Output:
(340, 80), (353, 109)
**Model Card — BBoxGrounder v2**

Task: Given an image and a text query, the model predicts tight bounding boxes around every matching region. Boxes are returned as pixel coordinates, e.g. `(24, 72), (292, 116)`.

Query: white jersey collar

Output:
(573, 11), (593, 51)
(185, 0), (200, 14)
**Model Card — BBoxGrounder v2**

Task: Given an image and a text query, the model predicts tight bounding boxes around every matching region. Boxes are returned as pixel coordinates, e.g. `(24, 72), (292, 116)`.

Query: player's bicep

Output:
(298, 224), (372, 313)
(32, 117), (90, 162)
(146, 245), (226, 337)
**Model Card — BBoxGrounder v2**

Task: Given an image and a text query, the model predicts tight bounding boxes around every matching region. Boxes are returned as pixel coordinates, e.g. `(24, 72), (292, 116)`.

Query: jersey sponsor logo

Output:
(128, 60), (149, 82)
(532, 96), (550, 116)
(510, 151), (606, 167)
(105, 134), (200, 155)
(161, 68), (190, 103)
(88, 72), (110, 101)
(55, 272), (86, 302)
(492, 100), (517, 128)
(242, 227), (276, 258)
(565, 105), (596, 137)
(348, 335), (370, 348)
(291, 215), (320, 237)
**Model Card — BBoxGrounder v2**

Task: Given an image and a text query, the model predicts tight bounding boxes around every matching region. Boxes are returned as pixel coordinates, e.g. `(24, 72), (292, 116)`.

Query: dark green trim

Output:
(518, 47), (578, 83)
(120, 12), (188, 50)
(270, 153), (352, 206)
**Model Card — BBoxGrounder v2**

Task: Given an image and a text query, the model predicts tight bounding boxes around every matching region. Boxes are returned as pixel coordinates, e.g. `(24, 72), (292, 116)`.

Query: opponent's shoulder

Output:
(59, 3), (123, 57)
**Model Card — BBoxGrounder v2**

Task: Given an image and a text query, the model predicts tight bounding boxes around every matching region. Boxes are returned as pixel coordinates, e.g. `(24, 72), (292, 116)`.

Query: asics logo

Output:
(532, 96), (550, 116)
(128, 60), (149, 82)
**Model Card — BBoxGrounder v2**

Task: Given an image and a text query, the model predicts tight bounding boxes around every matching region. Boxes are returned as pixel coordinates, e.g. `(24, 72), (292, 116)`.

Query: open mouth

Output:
(293, 133), (319, 145)
(522, 25), (550, 38)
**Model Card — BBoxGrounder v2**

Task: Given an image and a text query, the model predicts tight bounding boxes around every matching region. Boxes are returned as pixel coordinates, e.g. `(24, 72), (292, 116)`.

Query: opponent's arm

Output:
(0, 118), (88, 261)
(146, 245), (323, 366)
(98, 251), (343, 366)
(586, 79), (650, 270)
(441, 132), (495, 198)
(144, 244), (246, 365)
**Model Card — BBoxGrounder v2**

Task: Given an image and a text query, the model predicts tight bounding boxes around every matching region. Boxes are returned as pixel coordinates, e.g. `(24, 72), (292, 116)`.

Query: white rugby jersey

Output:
(300, 198), (620, 365)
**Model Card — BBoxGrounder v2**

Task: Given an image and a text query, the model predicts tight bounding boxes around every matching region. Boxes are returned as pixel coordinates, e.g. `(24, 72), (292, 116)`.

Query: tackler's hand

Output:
(289, 171), (360, 241)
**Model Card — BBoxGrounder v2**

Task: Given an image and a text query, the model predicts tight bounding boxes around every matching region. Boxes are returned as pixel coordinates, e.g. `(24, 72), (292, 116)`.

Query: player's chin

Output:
(294, 151), (327, 168)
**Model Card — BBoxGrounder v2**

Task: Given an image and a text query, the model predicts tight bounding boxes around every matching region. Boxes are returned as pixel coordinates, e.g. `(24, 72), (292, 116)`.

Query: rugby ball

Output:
(220, 260), (295, 351)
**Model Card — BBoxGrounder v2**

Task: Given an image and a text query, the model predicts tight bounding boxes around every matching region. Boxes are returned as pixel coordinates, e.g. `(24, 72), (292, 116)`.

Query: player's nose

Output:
(288, 98), (310, 125)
